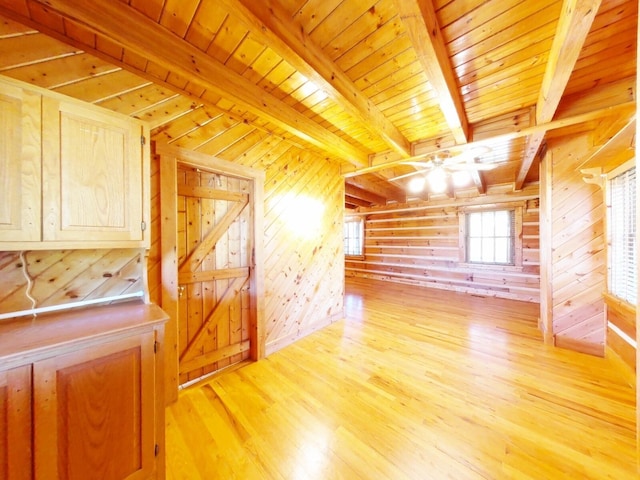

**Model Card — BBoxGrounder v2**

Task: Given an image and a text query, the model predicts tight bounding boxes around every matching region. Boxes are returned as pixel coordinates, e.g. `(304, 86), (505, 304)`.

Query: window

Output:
(344, 217), (364, 257)
(608, 166), (636, 305)
(466, 209), (515, 265)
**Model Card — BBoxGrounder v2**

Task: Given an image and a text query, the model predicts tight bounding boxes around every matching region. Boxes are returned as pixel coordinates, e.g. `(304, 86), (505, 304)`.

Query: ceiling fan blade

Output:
(401, 160), (433, 168)
(389, 168), (430, 182)
(447, 162), (499, 171)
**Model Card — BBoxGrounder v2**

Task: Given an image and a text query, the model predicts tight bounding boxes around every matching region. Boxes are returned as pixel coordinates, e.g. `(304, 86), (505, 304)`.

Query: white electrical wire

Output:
(19, 251), (37, 319)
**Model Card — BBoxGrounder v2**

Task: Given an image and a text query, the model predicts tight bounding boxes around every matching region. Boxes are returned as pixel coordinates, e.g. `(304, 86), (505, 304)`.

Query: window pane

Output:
(494, 238), (509, 263)
(469, 238), (482, 261)
(494, 211), (510, 236)
(469, 213), (482, 236)
(466, 209), (515, 265)
(481, 211), (494, 236)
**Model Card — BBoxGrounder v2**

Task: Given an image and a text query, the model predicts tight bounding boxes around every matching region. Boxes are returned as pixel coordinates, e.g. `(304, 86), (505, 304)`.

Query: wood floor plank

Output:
(166, 277), (636, 479)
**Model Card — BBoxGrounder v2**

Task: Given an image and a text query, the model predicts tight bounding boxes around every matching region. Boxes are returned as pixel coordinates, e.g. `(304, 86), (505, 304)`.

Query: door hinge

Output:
(154, 444), (159, 456)
(154, 341), (159, 354)
(141, 220), (147, 231)
(141, 135), (146, 146)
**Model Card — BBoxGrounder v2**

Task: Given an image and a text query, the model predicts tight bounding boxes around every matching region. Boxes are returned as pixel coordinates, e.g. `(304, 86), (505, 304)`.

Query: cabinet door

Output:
(0, 365), (32, 480)
(41, 97), (147, 246)
(33, 333), (156, 480)
(0, 84), (41, 243)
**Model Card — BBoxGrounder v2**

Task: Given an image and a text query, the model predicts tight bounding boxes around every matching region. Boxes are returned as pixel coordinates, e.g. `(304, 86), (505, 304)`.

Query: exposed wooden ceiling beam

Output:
(345, 184), (387, 205)
(228, 0), (411, 159)
(345, 195), (374, 208)
(394, 0), (469, 144)
(347, 175), (407, 204)
(516, 0), (602, 189)
(26, 0), (369, 167)
(346, 100), (635, 177)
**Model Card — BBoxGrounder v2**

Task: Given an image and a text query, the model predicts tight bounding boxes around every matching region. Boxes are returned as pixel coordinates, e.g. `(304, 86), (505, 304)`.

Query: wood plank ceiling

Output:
(0, 0), (636, 208)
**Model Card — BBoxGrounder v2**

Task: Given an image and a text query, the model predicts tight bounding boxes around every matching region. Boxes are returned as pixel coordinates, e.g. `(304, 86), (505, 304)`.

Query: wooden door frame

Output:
(156, 143), (265, 403)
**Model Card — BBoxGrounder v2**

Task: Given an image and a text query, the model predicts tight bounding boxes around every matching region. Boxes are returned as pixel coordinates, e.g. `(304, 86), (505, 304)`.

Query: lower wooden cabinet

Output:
(0, 302), (167, 480)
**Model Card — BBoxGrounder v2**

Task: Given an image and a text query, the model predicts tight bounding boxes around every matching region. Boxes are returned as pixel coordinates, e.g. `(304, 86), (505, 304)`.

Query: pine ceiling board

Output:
(435, 0), (495, 28)
(351, 47), (418, 91)
(472, 108), (532, 140)
(322, 0), (398, 63)
(447, 2), (561, 64)
(462, 62), (545, 105)
(566, 60), (636, 99)
(211, 127), (270, 161)
(243, 47), (285, 86)
(153, 105), (226, 144)
(228, 34), (268, 76)
(449, 7), (558, 79)
(291, 0), (344, 35)
(122, 49), (150, 71)
(1, 52), (118, 89)
(344, 39), (415, 84)
(207, 14), (250, 65)
(184, 1), (227, 51)
(158, 0), (199, 38)
(170, 114), (243, 151)
(359, 60), (431, 101)
(333, 16), (405, 71)
(258, 60), (297, 96)
(0, 32), (78, 70)
(443, 0), (552, 49)
(0, 15), (34, 35)
(192, 122), (257, 156)
(460, 55), (548, 101)
(97, 84), (180, 116)
(368, 73), (431, 110)
(52, 68), (149, 103)
(143, 96), (203, 130)
(309, 0), (378, 49)
(129, 0), (164, 22)
(455, 35), (551, 88)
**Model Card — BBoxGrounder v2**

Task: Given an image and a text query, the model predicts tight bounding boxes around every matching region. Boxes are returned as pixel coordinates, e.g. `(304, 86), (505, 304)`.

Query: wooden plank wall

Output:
(346, 185), (540, 303)
(0, 249), (146, 316)
(147, 141), (345, 355)
(604, 293), (636, 384)
(0, 20), (346, 354)
(540, 133), (607, 356)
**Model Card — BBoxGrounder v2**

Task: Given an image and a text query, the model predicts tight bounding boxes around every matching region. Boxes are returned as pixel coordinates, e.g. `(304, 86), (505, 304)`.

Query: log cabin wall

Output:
(346, 185), (540, 303)
(540, 133), (607, 357)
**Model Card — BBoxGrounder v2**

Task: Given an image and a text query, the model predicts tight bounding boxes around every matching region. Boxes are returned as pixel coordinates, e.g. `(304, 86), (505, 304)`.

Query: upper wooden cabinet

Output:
(0, 76), (150, 250)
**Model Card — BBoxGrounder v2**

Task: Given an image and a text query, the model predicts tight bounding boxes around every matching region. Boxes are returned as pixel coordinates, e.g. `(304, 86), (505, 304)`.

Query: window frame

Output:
(344, 216), (365, 259)
(458, 203), (524, 269)
(606, 161), (636, 306)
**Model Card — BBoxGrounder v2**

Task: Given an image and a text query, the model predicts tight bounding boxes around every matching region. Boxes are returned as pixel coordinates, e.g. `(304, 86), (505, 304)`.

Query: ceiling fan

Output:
(390, 148), (499, 193)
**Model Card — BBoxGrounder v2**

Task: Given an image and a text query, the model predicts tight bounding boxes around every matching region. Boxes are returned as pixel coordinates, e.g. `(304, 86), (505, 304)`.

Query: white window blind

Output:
(608, 167), (636, 305)
(344, 218), (364, 256)
(466, 210), (515, 265)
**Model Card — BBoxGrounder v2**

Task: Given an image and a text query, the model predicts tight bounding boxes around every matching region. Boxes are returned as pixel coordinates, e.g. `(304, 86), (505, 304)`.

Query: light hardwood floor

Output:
(165, 278), (637, 479)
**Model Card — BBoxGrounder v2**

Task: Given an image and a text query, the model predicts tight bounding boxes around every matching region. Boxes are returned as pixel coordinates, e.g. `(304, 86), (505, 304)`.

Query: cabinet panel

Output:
(33, 333), (156, 480)
(42, 98), (145, 243)
(0, 85), (41, 242)
(0, 365), (32, 480)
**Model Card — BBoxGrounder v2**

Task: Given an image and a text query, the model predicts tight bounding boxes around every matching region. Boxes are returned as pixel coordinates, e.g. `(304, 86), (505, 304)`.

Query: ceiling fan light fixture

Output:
(408, 176), (426, 193)
(428, 166), (447, 193)
(452, 170), (472, 187)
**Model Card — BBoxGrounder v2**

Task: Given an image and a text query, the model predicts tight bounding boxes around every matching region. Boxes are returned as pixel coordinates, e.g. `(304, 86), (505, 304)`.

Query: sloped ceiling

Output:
(0, 0), (636, 208)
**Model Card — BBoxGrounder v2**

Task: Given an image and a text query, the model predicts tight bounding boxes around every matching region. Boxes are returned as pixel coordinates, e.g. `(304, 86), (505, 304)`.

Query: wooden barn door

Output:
(158, 143), (265, 400)
(176, 164), (252, 383)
